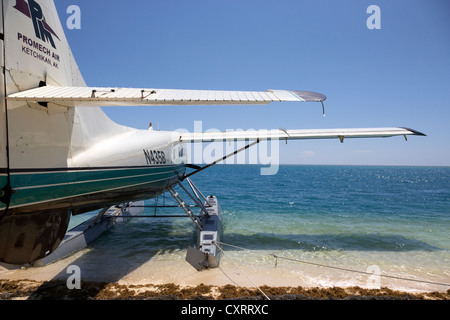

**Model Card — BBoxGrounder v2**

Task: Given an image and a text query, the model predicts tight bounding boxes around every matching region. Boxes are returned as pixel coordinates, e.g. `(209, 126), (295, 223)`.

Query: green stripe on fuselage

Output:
(8, 164), (185, 208)
(0, 174), (7, 210)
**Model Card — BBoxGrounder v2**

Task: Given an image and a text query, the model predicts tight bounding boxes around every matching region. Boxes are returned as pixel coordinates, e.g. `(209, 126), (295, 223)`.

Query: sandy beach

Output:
(1, 278), (449, 300)
(1, 247), (448, 300)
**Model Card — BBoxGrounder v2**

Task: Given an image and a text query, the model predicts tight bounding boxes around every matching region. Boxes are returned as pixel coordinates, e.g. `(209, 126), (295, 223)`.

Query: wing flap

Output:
(7, 85), (326, 107)
(179, 127), (425, 143)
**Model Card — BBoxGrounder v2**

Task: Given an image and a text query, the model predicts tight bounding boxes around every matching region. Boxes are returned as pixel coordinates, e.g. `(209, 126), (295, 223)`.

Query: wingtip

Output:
(290, 90), (327, 102)
(401, 127), (427, 136)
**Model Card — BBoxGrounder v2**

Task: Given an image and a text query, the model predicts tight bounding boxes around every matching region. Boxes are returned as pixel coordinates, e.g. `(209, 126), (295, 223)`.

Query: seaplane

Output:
(0, 0), (424, 267)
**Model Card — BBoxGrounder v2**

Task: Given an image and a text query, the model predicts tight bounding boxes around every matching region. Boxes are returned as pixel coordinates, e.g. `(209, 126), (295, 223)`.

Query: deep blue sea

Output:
(65, 165), (450, 292)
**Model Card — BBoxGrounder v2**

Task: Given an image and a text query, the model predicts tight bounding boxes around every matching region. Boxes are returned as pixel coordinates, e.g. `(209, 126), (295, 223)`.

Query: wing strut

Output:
(183, 139), (261, 179)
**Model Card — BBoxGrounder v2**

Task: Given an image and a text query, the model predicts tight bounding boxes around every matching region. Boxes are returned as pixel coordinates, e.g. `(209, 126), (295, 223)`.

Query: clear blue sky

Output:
(55, 0), (450, 166)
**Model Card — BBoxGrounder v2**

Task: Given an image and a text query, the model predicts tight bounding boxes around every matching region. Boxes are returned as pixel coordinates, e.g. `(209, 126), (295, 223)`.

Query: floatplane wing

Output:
(179, 127), (425, 143)
(8, 86), (425, 141)
(7, 85), (425, 143)
(7, 86), (326, 107)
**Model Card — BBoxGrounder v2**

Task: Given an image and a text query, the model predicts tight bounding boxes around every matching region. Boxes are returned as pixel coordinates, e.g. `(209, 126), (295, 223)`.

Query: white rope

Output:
(213, 241), (270, 300)
(215, 241), (450, 289)
(215, 241), (248, 251)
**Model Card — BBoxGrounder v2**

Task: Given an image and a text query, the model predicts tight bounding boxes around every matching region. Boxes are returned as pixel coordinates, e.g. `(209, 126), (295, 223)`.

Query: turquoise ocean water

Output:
(68, 165), (450, 292)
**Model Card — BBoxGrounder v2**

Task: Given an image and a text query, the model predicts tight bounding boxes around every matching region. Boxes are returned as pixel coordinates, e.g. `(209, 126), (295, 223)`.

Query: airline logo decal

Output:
(14, 0), (60, 68)
(14, 0), (60, 48)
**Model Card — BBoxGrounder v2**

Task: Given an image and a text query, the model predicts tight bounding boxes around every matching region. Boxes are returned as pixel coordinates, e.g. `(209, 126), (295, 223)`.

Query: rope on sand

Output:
(215, 241), (450, 289)
(213, 241), (271, 300)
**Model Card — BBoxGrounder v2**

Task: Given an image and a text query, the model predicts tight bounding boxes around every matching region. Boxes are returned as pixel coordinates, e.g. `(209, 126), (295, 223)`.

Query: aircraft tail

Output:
(0, 0), (125, 264)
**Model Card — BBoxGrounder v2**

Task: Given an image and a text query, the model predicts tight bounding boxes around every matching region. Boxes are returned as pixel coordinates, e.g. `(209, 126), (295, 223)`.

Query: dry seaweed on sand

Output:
(0, 280), (448, 300)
